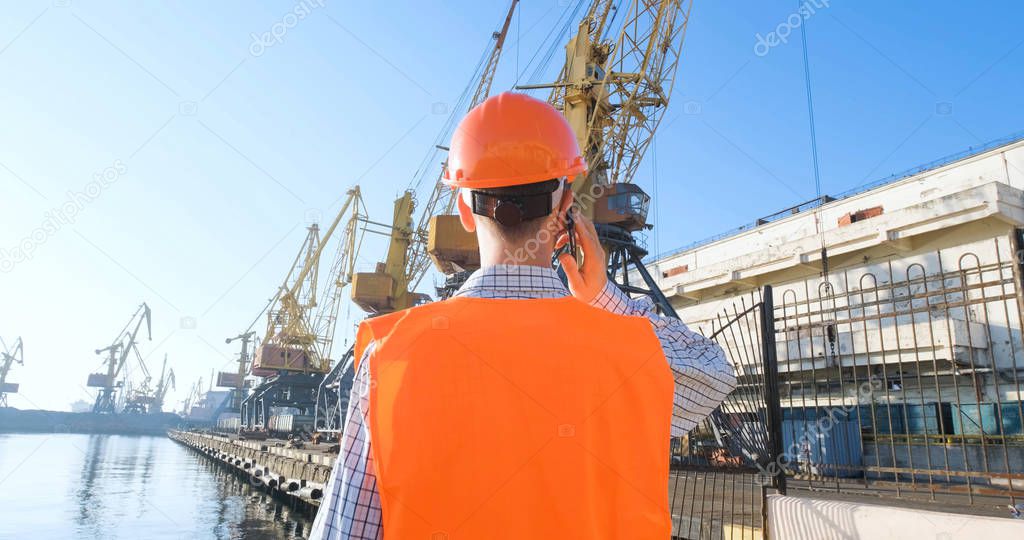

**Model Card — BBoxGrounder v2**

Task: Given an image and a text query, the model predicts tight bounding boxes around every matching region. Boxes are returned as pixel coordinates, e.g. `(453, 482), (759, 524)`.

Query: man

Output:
(311, 92), (735, 539)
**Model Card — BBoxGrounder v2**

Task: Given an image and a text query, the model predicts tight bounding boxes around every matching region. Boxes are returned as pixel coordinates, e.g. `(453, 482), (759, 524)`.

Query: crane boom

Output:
(405, 0), (519, 290)
(256, 187), (365, 374)
(0, 336), (24, 407)
(351, 1), (520, 313)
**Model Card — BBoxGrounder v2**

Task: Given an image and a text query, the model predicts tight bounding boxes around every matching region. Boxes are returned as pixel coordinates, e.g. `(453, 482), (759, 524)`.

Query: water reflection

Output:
(0, 434), (312, 539)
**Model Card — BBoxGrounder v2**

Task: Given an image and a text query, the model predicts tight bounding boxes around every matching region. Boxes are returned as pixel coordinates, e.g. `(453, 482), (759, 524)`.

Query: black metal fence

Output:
(670, 286), (785, 540)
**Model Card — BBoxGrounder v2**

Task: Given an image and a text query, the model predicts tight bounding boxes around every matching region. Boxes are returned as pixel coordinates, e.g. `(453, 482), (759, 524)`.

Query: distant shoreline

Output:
(0, 407), (184, 436)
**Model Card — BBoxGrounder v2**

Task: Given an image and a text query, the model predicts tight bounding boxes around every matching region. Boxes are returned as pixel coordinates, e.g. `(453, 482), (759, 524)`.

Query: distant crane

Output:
(222, 331), (256, 412)
(89, 303), (152, 414)
(182, 376), (203, 416)
(0, 337), (24, 408)
(152, 354), (175, 414)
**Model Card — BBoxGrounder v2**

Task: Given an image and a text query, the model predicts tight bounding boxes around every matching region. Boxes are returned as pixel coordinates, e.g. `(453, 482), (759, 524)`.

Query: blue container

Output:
(858, 404), (906, 435)
(951, 403), (1024, 436)
(781, 408), (863, 478)
(999, 403), (1023, 436)
(905, 403), (943, 435)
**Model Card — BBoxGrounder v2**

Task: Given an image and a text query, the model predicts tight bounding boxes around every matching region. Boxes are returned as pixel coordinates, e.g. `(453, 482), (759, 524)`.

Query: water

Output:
(0, 433), (313, 539)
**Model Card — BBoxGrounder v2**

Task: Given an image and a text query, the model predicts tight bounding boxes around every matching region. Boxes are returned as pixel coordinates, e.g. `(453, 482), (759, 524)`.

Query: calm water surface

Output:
(0, 433), (313, 539)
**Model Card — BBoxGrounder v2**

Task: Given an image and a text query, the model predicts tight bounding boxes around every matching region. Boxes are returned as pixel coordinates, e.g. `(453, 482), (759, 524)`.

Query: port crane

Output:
(221, 331), (256, 413)
(88, 303), (152, 414)
(151, 354), (175, 413)
(182, 376), (203, 416)
(241, 187), (366, 430)
(0, 336), (24, 408)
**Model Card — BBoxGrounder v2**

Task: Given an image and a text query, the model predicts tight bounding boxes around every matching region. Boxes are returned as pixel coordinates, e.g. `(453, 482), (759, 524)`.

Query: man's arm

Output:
(308, 346), (383, 540)
(590, 283), (736, 436)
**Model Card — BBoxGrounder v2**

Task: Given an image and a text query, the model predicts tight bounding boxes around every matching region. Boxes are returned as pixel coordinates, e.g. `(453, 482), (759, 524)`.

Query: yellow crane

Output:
(253, 187), (366, 375)
(0, 336), (23, 408)
(89, 303), (152, 414)
(350, 0), (519, 314)
(243, 186), (366, 430)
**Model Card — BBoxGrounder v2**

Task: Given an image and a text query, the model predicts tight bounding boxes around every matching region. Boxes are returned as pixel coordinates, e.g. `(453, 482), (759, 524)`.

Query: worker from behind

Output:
(310, 92), (736, 539)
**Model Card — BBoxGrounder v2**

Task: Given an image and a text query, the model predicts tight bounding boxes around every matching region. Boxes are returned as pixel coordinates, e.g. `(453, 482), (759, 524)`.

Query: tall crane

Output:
(427, 0), (691, 312)
(350, 0), (519, 314)
(254, 187), (366, 374)
(152, 354), (175, 414)
(88, 303), (152, 414)
(242, 187), (366, 430)
(222, 331), (256, 412)
(182, 376), (203, 416)
(0, 337), (24, 408)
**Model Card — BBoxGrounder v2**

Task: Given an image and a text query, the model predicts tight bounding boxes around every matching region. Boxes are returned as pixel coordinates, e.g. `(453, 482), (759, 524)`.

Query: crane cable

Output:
(799, 8), (838, 362)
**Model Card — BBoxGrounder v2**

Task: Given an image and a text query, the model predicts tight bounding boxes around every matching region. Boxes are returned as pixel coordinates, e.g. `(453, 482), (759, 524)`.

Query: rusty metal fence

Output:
(771, 239), (1024, 512)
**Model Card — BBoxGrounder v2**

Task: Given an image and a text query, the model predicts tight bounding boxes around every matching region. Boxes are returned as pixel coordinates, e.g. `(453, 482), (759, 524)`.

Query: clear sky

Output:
(2, 0), (1022, 412)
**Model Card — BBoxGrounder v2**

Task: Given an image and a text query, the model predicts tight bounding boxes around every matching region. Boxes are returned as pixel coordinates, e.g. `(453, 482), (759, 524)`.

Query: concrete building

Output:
(649, 134), (1024, 490)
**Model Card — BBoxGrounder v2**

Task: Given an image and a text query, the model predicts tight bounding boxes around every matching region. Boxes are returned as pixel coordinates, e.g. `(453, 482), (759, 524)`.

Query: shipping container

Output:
(216, 413), (241, 432)
(267, 414), (314, 434)
(782, 407), (863, 478)
(857, 404), (906, 435)
(905, 403), (944, 435)
(949, 403), (1024, 436)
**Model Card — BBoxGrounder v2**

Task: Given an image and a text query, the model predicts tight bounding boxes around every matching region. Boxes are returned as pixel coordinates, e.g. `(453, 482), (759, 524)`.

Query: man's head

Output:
(445, 92), (585, 266)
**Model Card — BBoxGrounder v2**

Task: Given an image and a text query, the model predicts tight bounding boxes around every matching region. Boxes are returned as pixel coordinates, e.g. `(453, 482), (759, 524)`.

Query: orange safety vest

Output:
(355, 295), (674, 539)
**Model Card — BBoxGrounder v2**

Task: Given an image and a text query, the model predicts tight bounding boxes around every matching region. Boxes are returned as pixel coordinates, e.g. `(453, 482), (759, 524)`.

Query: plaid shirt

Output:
(309, 265), (735, 539)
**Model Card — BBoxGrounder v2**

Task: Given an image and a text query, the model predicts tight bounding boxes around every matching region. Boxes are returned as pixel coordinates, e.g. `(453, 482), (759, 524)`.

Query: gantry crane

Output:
(426, 0), (691, 313)
(350, 0), (519, 313)
(88, 303), (152, 414)
(221, 331), (256, 413)
(242, 187), (366, 430)
(0, 336), (24, 408)
(152, 354), (175, 414)
(182, 376), (203, 416)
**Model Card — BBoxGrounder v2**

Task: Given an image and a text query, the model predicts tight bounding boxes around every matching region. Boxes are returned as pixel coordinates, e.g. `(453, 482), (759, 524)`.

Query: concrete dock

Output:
(168, 430), (336, 511)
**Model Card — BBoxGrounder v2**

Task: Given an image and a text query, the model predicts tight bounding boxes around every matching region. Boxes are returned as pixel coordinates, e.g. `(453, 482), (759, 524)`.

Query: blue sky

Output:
(1, 0), (1022, 412)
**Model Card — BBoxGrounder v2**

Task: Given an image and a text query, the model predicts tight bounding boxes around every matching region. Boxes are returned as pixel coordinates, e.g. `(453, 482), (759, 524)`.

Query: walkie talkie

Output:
(565, 210), (579, 264)
(554, 208), (580, 271)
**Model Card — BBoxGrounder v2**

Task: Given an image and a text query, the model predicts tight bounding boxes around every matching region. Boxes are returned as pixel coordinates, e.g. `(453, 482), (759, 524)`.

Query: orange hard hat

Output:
(443, 92), (586, 189)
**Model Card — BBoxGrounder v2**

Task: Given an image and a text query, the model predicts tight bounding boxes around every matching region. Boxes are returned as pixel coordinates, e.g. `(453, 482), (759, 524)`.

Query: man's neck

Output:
(480, 248), (554, 269)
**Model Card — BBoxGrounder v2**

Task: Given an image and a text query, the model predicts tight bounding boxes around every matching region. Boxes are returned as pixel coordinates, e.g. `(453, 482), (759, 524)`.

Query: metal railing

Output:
(768, 238), (1024, 513)
(671, 234), (1024, 536)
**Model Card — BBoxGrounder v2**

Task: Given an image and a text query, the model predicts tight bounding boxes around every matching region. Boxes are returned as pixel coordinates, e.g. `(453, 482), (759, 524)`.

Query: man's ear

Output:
(456, 189), (476, 232)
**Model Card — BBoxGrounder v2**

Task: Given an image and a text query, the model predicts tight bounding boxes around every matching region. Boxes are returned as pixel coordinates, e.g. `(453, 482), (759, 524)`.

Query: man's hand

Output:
(556, 209), (608, 304)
